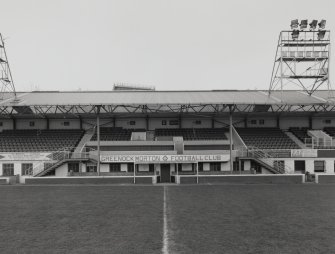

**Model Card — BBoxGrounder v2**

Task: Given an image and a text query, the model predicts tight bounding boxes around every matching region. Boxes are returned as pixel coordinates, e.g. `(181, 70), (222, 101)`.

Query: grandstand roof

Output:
(0, 90), (334, 116)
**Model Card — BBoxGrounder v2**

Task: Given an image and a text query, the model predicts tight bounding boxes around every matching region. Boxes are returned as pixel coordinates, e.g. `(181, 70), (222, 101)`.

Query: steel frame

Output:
(269, 29), (331, 99)
(0, 102), (335, 118)
(0, 33), (16, 100)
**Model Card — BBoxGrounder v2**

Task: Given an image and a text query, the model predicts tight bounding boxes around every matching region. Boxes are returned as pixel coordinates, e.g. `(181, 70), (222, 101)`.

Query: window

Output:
(198, 162), (203, 172)
(314, 160), (325, 173)
(87, 165), (97, 172)
(129, 121), (136, 126)
(149, 164), (154, 172)
(274, 160), (285, 172)
(127, 163), (134, 172)
(169, 120), (179, 126)
(109, 163), (121, 172)
(177, 164), (182, 172)
(63, 121), (70, 126)
(323, 119), (331, 124)
(21, 163), (33, 175)
(68, 163), (80, 173)
(3, 164), (14, 176)
(161, 120), (167, 126)
(210, 162), (221, 171)
(0, 122), (3, 127)
(250, 120), (257, 125)
(259, 119), (265, 125)
(29, 121), (35, 127)
(194, 120), (202, 125)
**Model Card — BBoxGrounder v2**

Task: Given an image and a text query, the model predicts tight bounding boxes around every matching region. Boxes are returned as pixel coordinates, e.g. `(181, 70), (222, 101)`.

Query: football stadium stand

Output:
(289, 127), (310, 143)
(0, 90), (334, 184)
(0, 129), (84, 152)
(236, 128), (300, 149)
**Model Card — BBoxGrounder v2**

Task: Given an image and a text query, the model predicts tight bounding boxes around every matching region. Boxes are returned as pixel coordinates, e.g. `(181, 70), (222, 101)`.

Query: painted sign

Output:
(291, 149), (317, 158)
(100, 154), (230, 163)
(0, 153), (52, 161)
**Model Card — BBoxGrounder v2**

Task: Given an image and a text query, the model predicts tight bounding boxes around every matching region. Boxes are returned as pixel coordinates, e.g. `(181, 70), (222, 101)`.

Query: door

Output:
(294, 160), (305, 173)
(160, 164), (171, 183)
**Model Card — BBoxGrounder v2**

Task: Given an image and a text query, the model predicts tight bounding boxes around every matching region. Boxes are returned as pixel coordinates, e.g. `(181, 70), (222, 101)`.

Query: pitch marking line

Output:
(162, 186), (169, 254)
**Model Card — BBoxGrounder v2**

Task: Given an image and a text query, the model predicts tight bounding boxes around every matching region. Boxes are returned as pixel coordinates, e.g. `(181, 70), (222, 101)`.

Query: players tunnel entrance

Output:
(160, 164), (171, 183)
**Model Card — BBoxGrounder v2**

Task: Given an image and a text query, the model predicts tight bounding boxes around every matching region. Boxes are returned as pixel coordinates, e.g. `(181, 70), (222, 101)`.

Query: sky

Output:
(0, 0), (334, 91)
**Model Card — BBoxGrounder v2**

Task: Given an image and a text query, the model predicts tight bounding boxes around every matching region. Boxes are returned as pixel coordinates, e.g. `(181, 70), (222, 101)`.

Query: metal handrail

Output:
(32, 147), (76, 176)
(238, 146), (292, 174)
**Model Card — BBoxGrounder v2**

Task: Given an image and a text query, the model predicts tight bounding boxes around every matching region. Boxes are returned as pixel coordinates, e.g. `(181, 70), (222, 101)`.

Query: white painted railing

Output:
(238, 147), (293, 174)
(304, 137), (335, 148)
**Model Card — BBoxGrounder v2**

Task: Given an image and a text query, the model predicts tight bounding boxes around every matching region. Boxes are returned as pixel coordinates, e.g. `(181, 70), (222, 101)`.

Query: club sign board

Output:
(100, 154), (230, 164)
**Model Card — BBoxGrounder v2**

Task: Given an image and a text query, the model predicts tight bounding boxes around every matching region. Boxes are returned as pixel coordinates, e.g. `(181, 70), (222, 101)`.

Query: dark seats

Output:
(0, 129), (84, 152)
(289, 127), (310, 142)
(324, 127), (335, 137)
(237, 128), (299, 149)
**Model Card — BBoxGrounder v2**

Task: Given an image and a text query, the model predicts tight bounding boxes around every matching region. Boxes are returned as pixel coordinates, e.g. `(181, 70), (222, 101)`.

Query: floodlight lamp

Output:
(317, 30), (326, 40)
(300, 20), (308, 30)
(309, 20), (318, 30)
(318, 20), (326, 29)
(291, 30), (300, 40)
(291, 19), (299, 29)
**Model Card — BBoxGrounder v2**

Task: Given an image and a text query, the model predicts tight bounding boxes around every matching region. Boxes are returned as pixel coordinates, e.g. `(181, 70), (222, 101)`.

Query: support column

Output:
(196, 162), (199, 184)
(146, 115), (149, 130)
(229, 105), (233, 173)
(12, 118), (16, 130)
(96, 106), (101, 176)
(134, 163), (136, 184)
(46, 118), (49, 130)
(79, 116), (83, 130)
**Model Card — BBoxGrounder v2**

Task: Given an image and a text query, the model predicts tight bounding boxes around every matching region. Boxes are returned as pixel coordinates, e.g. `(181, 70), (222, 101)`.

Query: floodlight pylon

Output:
(269, 20), (331, 101)
(0, 33), (16, 100)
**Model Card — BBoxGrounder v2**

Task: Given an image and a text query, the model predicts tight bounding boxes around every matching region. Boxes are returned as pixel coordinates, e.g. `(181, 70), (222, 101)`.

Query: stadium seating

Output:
(0, 129), (84, 152)
(90, 127), (146, 141)
(289, 127), (310, 143)
(324, 127), (335, 137)
(236, 128), (299, 149)
(154, 128), (228, 140)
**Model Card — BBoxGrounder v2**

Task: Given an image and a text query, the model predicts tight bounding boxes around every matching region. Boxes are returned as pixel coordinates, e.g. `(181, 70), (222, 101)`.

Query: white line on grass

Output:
(162, 186), (169, 254)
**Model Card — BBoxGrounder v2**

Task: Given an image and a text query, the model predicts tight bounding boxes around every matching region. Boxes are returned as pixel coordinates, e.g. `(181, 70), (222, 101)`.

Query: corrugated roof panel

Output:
(0, 90), (333, 107)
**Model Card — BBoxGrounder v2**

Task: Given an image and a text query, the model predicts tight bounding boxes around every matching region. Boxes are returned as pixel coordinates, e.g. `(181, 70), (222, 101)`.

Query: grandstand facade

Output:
(0, 90), (335, 184)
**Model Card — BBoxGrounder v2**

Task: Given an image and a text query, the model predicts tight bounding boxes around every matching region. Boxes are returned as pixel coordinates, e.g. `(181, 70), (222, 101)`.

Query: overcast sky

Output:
(1, 0), (334, 91)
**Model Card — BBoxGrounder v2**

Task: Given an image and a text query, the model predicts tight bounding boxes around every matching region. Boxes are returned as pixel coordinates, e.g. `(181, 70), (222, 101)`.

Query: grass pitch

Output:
(0, 184), (335, 254)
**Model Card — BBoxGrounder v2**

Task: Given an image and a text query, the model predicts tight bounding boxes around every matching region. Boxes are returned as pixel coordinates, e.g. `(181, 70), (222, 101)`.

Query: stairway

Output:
(285, 131), (307, 148)
(74, 129), (95, 154)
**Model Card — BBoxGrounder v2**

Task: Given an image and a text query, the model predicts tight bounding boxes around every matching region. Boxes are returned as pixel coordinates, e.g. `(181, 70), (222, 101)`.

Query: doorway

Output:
(160, 164), (171, 183)
(294, 160), (306, 173)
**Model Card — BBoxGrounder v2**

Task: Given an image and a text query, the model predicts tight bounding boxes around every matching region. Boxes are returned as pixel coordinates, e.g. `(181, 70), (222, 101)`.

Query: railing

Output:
(238, 147), (293, 174)
(32, 148), (72, 176)
(32, 147), (94, 176)
(305, 137), (335, 149)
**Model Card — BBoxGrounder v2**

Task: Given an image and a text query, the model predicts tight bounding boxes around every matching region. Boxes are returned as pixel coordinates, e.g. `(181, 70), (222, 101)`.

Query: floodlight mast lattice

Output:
(0, 33), (17, 100)
(268, 19), (331, 100)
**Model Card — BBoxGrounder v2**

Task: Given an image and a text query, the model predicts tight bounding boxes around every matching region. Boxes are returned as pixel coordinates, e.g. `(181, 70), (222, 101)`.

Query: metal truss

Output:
(269, 29), (331, 99)
(0, 33), (16, 100)
(1, 102), (335, 118)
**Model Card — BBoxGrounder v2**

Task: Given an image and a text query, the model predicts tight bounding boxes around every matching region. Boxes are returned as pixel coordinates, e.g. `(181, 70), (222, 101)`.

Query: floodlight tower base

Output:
(0, 33), (17, 101)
